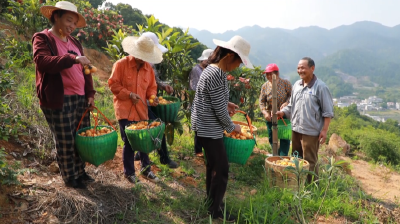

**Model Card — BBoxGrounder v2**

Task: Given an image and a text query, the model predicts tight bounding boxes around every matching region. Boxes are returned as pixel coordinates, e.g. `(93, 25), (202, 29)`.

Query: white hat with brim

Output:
(142, 32), (168, 53)
(122, 36), (163, 64)
(213, 35), (254, 69)
(40, 1), (86, 28)
(198, 49), (214, 61)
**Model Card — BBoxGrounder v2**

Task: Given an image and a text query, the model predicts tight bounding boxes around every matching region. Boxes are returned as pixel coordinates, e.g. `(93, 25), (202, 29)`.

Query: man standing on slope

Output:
(277, 57), (334, 183)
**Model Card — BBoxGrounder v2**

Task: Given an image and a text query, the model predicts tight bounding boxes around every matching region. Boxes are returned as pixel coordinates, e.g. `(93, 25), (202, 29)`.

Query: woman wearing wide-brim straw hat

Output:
(191, 35), (253, 222)
(32, 1), (95, 189)
(108, 35), (162, 184)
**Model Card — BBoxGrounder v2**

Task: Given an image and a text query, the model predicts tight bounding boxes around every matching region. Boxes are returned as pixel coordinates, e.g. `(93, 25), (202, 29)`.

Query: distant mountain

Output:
(190, 21), (400, 88)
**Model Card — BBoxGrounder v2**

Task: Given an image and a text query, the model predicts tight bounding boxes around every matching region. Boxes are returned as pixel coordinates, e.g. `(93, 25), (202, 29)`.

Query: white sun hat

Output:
(40, 1), (86, 28)
(197, 49), (214, 61)
(213, 35), (253, 69)
(121, 35), (163, 64)
(142, 32), (168, 53)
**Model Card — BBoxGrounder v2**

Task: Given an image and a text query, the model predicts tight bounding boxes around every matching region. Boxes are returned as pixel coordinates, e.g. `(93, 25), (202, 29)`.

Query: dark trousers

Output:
(266, 121), (291, 156)
(194, 135), (203, 154)
(196, 133), (229, 215)
(119, 119), (150, 176)
(134, 107), (171, 164)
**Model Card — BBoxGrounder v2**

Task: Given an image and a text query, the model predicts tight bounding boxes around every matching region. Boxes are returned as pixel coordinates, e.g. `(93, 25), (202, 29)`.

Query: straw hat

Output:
(141, 32), (168, 53)
(197, 49), (214, 61)
(40, 1), (86, 28)
(121, 36), (163, 64)
(213, 36), (253, 69)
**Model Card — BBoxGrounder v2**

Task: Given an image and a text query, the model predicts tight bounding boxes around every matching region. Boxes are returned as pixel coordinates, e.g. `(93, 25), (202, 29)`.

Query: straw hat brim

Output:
(213, 39), (254, 69)
(40, 6), (86, 28)
(122, 36), (163, 64)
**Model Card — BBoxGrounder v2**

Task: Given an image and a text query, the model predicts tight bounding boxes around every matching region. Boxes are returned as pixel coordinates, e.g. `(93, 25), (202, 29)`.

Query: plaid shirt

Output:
(259, 78), (292, 113)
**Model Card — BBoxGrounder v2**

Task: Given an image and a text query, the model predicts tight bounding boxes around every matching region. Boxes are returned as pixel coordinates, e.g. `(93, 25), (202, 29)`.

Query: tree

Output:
(87, 0), (105, 9)
(115, 3), (146, 30)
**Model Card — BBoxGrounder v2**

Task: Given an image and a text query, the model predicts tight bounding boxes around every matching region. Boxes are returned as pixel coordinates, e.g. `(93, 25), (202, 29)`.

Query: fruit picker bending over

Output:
(191, 36), (254, 222)
(132, 32), (178, 169)
(258, 63), (292, 156)
(32, 1), (96, 189)
(108, 35), (162, 184)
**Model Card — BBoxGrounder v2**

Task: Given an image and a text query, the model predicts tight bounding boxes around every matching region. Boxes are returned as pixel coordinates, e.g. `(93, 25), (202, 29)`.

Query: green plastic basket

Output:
(223, 136), (256, 165)
(278, 119), (292, 140)
(151, 96), (180, 123)
(75, 125), (118, 167)
(125, 119), (166, 154)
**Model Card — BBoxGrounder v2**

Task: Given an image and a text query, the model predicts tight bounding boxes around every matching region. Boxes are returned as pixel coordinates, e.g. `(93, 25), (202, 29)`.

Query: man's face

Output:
(200, 60), (208, 68)
(297, 60), (314, 80)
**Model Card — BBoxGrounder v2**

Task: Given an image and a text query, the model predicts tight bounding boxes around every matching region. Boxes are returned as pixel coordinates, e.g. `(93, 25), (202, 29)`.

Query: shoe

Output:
(167, 160), (179, 169)
(134, 153), (140, 161)
(125, 175), (140, 184)
(211, 211), (236, 223)
(79, 172), (95, 183)
(64, 178), (86, 189)
(141, 168), (160, 182)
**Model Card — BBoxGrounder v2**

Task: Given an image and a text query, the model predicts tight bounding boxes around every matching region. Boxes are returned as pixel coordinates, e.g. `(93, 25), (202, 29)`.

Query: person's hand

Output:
(75, 56), (91, 66)
(275, 111), (285, 119)
(130, 92), (142, 105)
(164, 85), (174, 95)
(233, 123), (241, 133)
(280, 102), (288, 110)
(87, 97), (95, 111)
(228, 102), (239, 116)
(319, 129), (328, 144)
(263, 111), (271, 122)
(150, 96), (159, 106)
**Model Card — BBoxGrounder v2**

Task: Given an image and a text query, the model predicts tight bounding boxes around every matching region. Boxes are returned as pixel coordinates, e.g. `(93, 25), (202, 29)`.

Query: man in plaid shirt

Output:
(259, 63), (292, 156)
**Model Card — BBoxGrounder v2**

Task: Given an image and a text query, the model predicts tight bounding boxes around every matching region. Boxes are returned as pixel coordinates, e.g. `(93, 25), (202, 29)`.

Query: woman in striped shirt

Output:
(191, 36), (253, 222)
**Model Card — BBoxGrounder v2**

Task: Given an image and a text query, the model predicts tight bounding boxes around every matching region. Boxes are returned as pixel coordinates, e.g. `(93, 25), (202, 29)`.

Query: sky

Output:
(107, 0), (400, 33)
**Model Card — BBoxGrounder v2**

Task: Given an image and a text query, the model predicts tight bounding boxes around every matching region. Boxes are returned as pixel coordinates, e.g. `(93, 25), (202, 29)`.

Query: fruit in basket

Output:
(273, 157), (300, 167)
(126, 121), (161, 130)
(79, 127), (113, 137)
(158, 97), (173, 105)
(223, 129), (253, 140)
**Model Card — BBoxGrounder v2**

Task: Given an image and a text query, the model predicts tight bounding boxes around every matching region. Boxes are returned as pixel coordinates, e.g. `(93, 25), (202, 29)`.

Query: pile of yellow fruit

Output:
(273, 157), (298, 167)
(79, 127), (113, 137)
(224, 127), (253, 140)
(148, 95), (173, 105)
(126, 121), (161, 130)
(83, 65), (97, 75)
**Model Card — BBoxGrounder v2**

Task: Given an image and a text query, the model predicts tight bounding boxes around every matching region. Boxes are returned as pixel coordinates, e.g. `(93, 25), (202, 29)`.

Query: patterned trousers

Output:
(41, 95), (90, 182)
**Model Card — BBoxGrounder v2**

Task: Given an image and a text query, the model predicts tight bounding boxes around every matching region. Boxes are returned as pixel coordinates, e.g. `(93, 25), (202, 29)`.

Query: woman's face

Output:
(55, 11), (79, 36)
(225, 55), (242, 72)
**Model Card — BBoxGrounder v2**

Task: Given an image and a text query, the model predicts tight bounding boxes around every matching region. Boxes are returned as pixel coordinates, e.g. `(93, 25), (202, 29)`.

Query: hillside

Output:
(190, 21), (400, 89)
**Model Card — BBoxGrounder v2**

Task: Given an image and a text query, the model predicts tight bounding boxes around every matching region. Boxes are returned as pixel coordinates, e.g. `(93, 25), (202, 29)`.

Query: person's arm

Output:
(32, 33), (77, 74)
(146, 69), (158, 100)
(209, 85), (235, 133)
(319, 117), (331, 143)
(189, 67), (201, 91)
(259, 83), (271, 121)
(108, 60), (131, 100)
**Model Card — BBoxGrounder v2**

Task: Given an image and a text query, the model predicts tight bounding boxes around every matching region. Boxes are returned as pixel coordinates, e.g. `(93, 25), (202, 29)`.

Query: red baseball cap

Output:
(262, 63), (279, 74)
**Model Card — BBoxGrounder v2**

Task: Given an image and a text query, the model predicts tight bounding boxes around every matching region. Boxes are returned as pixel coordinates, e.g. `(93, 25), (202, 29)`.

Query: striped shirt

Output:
(191, 65), (235, 139)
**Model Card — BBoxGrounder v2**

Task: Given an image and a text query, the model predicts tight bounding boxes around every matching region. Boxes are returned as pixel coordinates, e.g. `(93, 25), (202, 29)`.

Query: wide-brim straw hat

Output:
(141, 32), (168, 53)
(122, 36), (163, 64)
(213, 35), (254, 69)
(198, 49), (214, 61)
(40, 1), (86, 28)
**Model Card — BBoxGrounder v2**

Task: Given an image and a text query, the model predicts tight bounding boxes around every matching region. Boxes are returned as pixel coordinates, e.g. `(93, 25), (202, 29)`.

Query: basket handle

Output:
(232, 110), (254, 136)
(279, 117), (287, 126)
(76, 106), (117, 132)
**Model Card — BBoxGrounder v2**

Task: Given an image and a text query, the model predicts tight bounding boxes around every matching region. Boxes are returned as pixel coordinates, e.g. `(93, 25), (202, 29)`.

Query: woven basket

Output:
(224, 136), (256, 165)
(151, 96), (180, 123)
(265, 156), (309, 191)
(76, 125), (118, 166)
(125, 119), (166, 154)
(277, 119), (292, 140)
(75, 106), (118, 167)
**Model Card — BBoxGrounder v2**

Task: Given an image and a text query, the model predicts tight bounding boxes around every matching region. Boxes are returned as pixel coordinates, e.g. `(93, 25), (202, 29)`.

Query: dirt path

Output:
(337, 156), (400, 205)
